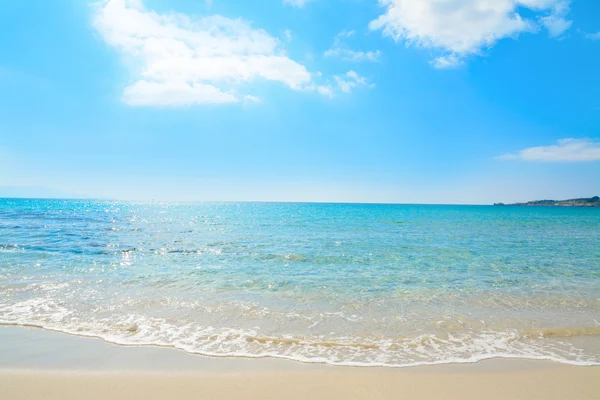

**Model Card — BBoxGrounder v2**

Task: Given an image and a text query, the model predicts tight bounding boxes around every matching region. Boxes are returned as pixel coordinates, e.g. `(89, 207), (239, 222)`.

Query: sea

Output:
(0, 198), (599, 367)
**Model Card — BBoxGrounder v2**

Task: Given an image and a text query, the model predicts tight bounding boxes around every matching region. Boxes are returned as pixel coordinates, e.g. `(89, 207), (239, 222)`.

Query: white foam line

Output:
(1, 321), (598, 369)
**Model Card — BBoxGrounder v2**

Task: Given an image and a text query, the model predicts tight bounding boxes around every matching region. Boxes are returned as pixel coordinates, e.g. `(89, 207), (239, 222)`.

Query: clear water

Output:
(1, 199), (599, 367)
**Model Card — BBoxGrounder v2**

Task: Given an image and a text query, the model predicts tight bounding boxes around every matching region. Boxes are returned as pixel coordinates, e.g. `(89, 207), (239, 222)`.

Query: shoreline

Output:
(1, 326), (600, 399)
(2, 323), (598, 370)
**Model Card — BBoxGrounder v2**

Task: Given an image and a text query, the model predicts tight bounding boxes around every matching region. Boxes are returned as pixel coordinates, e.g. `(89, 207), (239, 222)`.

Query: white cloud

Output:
(324, 30), (382, 62)
(334, 71), (371, 93)
(497, 138), (600, 162)
(283, 29), (293, 42)
(284, 0), (310, 8)
(539, 14), (572, 37)
(585, 32), (600, 40)
(123, 81), (238, 106)
(325, 48), (382, 62)
(243, 94), (261, 103)
(337, 30), (356, 38)
(538, 1), (572, 37)
(94, 0), (318, 106)
(317, 85), (334, 97)
(370, 0), (573, 67)
(431, 54), (462, 69)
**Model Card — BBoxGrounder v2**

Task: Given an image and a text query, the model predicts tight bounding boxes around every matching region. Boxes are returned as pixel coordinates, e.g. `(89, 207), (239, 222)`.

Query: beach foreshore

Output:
(1, 326), (599, 400)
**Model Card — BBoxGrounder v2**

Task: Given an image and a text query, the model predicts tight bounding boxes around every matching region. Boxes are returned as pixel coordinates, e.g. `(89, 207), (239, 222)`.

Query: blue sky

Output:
(0, 0), (598, 203)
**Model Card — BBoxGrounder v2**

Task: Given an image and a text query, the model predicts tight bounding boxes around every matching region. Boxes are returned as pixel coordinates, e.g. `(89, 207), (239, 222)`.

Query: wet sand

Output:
(1, 326), (599, 400)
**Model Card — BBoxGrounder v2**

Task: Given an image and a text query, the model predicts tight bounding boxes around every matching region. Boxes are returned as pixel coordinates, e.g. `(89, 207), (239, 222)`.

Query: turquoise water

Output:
(1, 199), (599, 367)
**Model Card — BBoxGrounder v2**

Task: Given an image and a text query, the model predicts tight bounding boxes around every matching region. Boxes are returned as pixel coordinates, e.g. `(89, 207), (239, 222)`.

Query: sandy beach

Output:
(3, 366), (600, 400)
(1, 326), (599, 400)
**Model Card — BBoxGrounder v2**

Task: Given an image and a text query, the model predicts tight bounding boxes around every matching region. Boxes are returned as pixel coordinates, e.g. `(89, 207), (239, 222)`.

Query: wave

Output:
(1, 303), (598, 368)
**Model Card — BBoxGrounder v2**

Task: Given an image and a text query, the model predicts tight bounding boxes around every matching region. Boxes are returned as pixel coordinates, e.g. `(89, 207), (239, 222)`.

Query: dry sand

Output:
(2, 364), (600, 400)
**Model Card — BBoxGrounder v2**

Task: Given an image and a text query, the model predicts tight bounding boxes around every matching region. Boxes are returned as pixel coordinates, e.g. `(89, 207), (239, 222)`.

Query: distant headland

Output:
(494, 196), (600, 207)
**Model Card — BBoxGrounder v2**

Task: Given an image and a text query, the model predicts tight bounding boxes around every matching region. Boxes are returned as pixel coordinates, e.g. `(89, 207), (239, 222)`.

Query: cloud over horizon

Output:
(497, 138), (600, 162)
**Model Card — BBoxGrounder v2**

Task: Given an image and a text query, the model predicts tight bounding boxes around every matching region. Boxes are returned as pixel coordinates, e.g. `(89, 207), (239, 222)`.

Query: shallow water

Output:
(0, 199), (599, 367)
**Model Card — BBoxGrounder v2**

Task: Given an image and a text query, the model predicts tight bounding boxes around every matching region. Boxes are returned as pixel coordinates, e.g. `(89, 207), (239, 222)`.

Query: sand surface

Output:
(1, 326), (599, 400)
(2, 366), (600, 400)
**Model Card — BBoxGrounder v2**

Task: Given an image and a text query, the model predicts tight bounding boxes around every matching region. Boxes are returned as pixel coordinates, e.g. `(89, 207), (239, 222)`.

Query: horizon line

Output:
(2, 196), (598, 207)
(0, 196), (498, 206)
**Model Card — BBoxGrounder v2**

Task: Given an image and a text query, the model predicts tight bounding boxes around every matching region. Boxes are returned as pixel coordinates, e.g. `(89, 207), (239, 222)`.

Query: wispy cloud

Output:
(243, 95), (261, 104)
(316, 85), (334, 97)
(122, 81), (238, 106)
(283, 0), (310, 8)
(497, 138), (600, 162)
(325, 48), (382, 62)
(430, 54), (462, 69)
(539, 15), (572, 38)
(324, 30), (382, 62)
(584, 31), (600, 40)
(334, 71), (372, 94)
(539, 0), (572, 38)
(370, 0), (573, 67)
(93, 0), (329, 106)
